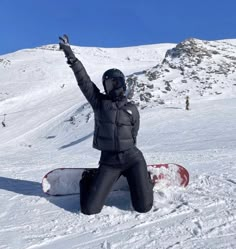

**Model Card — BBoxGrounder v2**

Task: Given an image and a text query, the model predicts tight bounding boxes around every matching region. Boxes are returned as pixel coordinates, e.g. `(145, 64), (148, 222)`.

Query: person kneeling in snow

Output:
(59, 35), (153, 215)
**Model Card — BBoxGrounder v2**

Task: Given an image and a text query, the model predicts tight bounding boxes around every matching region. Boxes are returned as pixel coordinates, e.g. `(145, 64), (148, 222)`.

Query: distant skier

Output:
(1, 121), (6, 128)
(2, 114), (6, 128)
(59, 34), (153, 215)
(185, 96), (190, 110)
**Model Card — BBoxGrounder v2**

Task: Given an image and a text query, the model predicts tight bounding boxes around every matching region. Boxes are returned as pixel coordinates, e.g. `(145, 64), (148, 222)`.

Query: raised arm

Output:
(59, 34), (100, 109)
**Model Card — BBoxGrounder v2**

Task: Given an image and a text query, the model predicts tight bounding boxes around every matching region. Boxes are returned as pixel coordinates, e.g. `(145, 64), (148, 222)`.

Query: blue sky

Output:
(0, 0), (235, 55)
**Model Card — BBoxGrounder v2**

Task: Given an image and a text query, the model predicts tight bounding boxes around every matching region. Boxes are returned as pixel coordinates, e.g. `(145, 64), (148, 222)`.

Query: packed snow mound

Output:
(126, 38), (236, 108)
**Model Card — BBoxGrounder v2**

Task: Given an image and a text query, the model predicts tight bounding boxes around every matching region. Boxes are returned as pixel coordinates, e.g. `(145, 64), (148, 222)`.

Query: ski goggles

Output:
(103, 77), (125, 94)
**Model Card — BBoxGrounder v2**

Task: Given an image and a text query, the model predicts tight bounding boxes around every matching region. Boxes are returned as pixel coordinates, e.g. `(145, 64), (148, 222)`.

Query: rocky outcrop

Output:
(126, 38), (236, 108)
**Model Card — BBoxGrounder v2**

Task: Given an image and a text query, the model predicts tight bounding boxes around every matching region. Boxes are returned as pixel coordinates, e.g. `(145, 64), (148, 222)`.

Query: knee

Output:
(132, 191), (153, 213)
(80, 196), (103, 215)
(133, 202), (153, 213)
(131, 192), (153, 213)
(81, 204), (102, 215)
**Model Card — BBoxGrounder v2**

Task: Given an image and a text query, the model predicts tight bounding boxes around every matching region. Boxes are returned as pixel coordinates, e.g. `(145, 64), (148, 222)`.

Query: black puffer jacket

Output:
(71, 60), (140, 152)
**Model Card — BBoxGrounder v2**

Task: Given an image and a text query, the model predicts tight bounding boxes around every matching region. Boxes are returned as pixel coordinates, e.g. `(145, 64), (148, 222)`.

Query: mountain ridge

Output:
(126, 38), (236, 108)
(1, 38), (236, 145)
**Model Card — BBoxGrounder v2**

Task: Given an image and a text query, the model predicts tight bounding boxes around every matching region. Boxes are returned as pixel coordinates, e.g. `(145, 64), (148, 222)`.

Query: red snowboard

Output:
(42, 163), (189, 196)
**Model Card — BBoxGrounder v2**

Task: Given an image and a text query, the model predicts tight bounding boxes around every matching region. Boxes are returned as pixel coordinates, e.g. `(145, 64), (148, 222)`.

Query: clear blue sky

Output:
(0, 0), (235, 55)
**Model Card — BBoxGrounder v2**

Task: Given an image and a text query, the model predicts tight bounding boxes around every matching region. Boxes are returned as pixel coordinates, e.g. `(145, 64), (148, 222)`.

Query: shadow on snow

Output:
(58, 132), (93, 150)
(0, 176), (130, 213)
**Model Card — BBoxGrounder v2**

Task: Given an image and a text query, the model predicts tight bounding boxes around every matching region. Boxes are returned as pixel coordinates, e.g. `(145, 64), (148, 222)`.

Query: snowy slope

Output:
(0, 39), (236, 249)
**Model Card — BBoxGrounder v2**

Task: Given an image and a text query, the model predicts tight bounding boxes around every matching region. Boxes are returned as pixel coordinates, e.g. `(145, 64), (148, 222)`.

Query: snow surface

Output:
(0, 40), (236, 248)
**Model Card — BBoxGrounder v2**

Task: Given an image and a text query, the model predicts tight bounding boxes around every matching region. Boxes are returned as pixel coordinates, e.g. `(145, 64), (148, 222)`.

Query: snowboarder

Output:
(2, 114), (6, 128)
(1, 121), (6, 128)
(185, 96), (190, 110)
(59, 35), (153, 215)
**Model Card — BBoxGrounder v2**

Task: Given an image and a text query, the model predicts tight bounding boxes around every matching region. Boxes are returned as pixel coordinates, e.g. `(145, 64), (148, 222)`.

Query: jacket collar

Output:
(114, 96), (127, 108)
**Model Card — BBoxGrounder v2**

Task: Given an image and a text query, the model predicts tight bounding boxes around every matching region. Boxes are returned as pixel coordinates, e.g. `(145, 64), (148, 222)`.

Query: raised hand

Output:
(59, 34), (70, 49)
(59, 34), (77, 64)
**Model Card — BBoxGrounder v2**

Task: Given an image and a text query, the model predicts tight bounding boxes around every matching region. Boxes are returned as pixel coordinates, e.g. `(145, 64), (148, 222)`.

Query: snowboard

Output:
(42, 163), (189, 196)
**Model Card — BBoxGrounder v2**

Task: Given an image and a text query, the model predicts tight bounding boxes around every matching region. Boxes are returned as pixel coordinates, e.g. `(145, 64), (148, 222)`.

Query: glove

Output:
(59, 34), (77, 64)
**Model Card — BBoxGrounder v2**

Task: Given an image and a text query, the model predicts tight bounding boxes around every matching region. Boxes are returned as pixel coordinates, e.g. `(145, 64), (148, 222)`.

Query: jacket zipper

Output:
(114, 108), (119, 151)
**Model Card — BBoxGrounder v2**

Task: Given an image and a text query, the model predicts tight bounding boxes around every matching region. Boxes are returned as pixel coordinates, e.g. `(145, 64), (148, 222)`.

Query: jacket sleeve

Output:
(70, 60), (100, 109)
(132, 106), (140, 144)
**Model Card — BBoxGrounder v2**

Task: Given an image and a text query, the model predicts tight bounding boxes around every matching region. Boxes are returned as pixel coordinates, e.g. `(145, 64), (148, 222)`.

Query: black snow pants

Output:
(80, 147), (153, 215)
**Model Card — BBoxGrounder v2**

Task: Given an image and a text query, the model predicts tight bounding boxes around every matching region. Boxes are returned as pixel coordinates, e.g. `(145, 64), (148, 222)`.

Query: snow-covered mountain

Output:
(0, 42), (173, 148)
(0, 39), (236, 249)
(126, 38), (236, 107)
(1, 38), (236, 147)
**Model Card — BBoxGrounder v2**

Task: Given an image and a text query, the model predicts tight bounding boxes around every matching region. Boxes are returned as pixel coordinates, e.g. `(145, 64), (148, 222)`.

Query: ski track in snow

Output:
(1, 42), (236, 248)
(1, 173), (235, 249)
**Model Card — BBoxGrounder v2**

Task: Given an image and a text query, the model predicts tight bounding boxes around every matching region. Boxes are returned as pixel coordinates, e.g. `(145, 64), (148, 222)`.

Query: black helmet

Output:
(102, 68), (126, 94)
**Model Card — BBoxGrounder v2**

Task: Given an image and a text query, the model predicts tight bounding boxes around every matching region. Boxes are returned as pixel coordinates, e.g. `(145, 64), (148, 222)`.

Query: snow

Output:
(147, 164), (186, 190)
(0, 40), (236, 248)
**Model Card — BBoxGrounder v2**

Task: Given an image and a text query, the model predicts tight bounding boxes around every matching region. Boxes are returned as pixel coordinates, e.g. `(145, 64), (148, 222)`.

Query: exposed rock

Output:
(125, 38), (236, 107)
